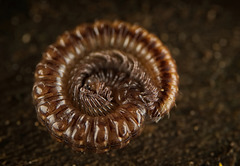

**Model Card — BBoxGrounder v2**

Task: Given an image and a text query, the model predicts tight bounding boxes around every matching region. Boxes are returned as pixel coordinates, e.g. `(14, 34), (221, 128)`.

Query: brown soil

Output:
(0, 0), (239, 165)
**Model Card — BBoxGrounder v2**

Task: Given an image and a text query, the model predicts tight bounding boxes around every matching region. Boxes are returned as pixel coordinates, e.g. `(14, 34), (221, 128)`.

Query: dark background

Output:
(0, 0), (240, 165)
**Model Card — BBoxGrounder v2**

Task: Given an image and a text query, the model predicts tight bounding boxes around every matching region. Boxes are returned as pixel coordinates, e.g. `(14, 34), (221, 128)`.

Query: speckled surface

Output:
(0, 0), (240, 165)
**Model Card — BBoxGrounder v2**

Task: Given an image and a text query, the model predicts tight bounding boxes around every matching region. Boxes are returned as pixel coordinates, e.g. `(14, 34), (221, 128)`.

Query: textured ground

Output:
(0, 0), (240, 165)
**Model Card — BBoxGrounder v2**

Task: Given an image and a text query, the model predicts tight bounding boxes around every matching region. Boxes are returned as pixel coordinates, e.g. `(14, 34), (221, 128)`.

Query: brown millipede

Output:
(32, 20), (179, 153)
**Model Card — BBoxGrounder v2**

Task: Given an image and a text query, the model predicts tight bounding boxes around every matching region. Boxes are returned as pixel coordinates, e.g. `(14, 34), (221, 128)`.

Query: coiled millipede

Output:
(32, 20), (179, 153)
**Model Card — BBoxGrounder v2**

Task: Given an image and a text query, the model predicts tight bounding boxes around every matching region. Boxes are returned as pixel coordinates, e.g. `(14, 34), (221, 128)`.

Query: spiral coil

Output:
(32, 20), (179, 153)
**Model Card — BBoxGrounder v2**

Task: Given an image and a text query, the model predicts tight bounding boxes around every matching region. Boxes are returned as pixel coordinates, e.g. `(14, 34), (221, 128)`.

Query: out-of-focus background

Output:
(0, 0), (240, 165)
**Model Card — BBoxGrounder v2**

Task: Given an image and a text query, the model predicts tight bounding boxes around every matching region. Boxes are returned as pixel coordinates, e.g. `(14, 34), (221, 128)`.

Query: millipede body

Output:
(32, 20), (179, 153)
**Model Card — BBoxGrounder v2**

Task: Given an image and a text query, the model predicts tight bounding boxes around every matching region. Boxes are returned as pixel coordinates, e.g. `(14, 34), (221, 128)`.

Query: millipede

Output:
(32, 20), (179, 153)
